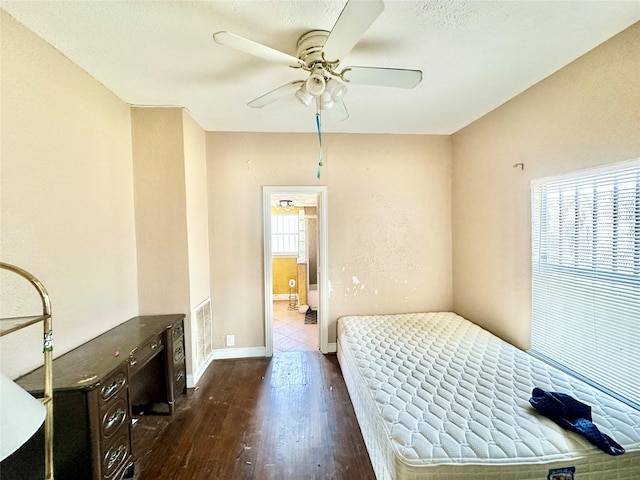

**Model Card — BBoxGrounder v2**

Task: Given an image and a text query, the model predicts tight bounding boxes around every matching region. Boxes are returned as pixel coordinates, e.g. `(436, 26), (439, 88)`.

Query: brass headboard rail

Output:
(0, 262), (54, 480)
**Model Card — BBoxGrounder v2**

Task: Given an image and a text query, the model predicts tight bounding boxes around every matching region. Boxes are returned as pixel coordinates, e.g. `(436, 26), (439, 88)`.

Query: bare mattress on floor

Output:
(337, 312), (640, 480)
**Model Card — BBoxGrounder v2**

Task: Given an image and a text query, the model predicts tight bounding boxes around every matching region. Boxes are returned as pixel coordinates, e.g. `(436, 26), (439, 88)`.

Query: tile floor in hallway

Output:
(273, 300), (319, 353)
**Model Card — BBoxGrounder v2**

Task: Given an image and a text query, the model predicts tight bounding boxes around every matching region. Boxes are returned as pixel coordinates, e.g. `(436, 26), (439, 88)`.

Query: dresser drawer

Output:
(172, 321), (184, 341)
(173, 339), (185, 364)
(174, 361), (186, 386)
(100, 390), (129, 439)
(128, 334), (163, 376)
(100, 368), (127, 403)
(101, 430), (131, 479)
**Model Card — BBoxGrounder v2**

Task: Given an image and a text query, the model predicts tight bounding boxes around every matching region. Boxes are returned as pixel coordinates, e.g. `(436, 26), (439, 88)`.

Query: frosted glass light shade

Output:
(305, 73), (326, 96)
(326, 78), (347, 101)
(0, 372), (46, 461)
(295, 85), (313, 106)
(320, 91), (334, 110)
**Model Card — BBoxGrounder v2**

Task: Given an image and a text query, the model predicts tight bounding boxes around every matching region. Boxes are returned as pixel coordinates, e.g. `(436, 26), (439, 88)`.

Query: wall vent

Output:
(194, 297), (213, 369)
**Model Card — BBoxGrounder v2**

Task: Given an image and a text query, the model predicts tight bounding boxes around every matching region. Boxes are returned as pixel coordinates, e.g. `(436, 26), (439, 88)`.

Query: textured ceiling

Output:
(1, 1), (638, 134)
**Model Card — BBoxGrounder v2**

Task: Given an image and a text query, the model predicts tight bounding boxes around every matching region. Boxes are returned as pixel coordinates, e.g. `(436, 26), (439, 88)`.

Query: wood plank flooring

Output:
(132, 351), (376, 480)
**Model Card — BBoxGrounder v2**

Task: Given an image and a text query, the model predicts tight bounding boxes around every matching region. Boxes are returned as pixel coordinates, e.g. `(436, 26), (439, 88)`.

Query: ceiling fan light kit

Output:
(319, 91), (335, 111)
(305, 69), (327, 97)
(326, 78), (347, 101)
(212, 0), (422, 122)
(276, 200), (294, 211)
(295, 85), (313, 107)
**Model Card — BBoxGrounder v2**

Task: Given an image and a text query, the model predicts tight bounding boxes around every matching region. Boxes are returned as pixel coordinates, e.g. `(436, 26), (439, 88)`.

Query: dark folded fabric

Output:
(529, 387), (625, 456)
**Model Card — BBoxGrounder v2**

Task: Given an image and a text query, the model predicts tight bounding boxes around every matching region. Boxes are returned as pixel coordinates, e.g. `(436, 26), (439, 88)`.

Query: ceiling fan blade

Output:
(322, 0), (384, 64)
(328, 101), (349, 122)
(247, 81), (303, 108)
(343, 66), (422, 88)
(213, 31), (305, 68)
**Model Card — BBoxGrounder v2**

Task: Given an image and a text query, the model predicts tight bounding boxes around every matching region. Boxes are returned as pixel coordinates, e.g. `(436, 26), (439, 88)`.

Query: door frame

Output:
(263, 186), (329, 356)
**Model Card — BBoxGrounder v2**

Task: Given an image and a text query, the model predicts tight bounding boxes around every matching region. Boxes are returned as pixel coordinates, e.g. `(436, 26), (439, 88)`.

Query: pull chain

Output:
(315, 102), (322, 179)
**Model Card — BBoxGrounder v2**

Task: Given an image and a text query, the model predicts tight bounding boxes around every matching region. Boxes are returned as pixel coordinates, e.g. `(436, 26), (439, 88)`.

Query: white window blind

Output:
(531, 159), (640, 410)
(272, 214), (298, 255)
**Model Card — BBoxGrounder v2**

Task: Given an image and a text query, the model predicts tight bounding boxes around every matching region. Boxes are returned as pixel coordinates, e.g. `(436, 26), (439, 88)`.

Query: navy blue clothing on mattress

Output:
(529, 387), (625, 456)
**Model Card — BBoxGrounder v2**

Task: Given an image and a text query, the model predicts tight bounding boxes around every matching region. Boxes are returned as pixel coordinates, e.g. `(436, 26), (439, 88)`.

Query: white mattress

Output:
(337, 312), (640, 480)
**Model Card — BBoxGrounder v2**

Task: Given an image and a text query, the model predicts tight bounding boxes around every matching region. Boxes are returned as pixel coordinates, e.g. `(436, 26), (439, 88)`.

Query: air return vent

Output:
(194, 298), (213, 369)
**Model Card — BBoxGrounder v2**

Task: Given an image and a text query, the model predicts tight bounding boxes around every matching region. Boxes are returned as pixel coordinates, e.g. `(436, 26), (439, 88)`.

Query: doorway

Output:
(263, 186), (328, 357)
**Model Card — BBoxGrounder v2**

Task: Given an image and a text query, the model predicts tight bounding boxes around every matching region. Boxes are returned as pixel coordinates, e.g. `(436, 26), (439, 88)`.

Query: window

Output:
(272, 214), (299, 255)
(531, 159), (639, 410)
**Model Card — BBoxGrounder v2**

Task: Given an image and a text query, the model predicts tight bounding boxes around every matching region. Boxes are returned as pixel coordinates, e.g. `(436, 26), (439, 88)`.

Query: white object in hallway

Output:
(308, 284), (319, 310)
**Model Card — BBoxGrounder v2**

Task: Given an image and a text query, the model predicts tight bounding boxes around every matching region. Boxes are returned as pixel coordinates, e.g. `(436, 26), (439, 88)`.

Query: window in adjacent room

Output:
(530, 159), (639, 410)
(271, 214), (299, 256)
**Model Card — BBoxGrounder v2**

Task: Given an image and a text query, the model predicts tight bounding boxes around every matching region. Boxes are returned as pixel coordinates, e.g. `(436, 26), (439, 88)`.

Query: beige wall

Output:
(182, 110), (211, 312)
(131, 107), (211, 380)
(131, 108), (191, 316)
(207, 133), (452, 348)
(0, 11), (138, 376)
(452, 23), (640, 350)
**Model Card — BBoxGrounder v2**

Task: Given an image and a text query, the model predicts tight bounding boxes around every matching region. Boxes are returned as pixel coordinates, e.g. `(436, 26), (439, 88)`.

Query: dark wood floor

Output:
(132, 351), (376, 480)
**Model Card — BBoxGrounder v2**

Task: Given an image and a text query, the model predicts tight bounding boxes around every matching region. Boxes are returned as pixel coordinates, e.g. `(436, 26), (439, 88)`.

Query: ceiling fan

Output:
(212, 0), (422, 122)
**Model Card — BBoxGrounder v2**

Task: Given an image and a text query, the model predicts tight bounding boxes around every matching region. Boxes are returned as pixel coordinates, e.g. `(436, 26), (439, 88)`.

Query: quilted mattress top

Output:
(337, 312), (640, 466)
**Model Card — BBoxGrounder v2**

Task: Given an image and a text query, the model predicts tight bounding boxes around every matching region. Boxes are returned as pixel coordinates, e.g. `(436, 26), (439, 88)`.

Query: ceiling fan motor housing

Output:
(297, 30), (331, 69)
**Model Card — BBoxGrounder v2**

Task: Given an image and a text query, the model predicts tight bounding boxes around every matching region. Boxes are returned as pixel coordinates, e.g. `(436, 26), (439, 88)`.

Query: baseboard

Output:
(326, 342), (337, 354)
(211, 346), (267, 360)
(187, 353), (216, 388)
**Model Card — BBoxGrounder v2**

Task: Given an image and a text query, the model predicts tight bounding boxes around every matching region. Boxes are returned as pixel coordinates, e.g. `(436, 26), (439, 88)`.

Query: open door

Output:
(263, 186), (328, 357)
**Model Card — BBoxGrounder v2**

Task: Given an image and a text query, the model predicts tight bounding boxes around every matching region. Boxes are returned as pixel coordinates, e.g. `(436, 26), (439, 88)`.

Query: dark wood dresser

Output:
(1, 314), (186, 480)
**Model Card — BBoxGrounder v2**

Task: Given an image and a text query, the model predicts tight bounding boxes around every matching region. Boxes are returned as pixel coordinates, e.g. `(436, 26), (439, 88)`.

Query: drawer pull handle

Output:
(129, 357), (138, 367)
(107, 444), (127, 470)
(176, 371), (184, 382)
(102, 378), (124, 398)
(174, 349), (184, 363)
(151, 341), (159, 350)
(106, 408), (126, 430)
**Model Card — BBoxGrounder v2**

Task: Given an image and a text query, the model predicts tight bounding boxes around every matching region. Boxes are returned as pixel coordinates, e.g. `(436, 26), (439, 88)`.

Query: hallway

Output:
(272, 300), (318, 353)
